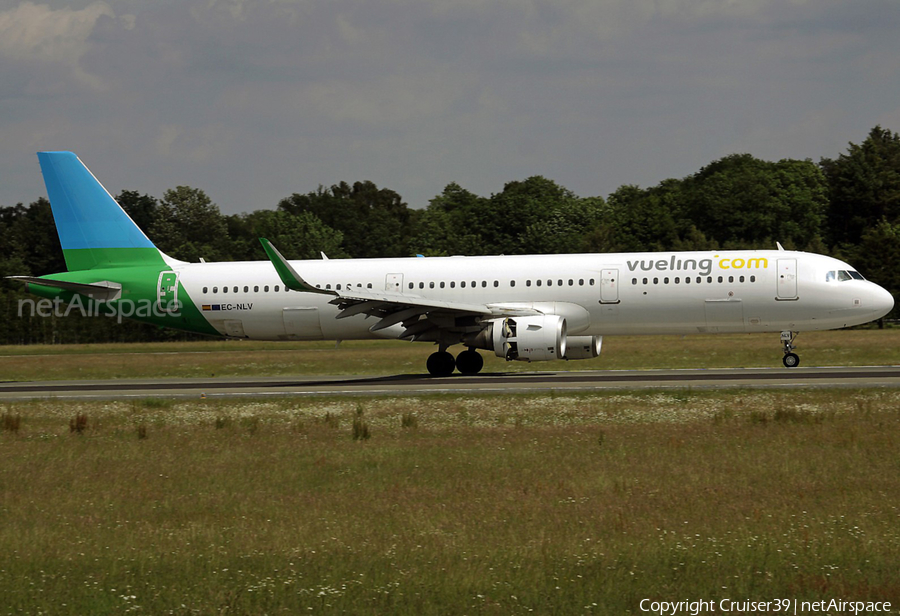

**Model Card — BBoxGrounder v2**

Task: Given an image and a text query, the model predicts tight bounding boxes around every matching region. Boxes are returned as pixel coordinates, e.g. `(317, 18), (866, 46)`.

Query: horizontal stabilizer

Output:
(7, 276), (122, 301)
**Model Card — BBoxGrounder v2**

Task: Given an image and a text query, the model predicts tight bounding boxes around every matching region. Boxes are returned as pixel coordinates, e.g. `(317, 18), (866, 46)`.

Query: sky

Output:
(2, 0), (900, 215)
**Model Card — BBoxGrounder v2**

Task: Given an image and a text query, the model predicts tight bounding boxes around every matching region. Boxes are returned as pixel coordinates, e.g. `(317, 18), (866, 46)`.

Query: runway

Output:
(1, 365), (899, 400)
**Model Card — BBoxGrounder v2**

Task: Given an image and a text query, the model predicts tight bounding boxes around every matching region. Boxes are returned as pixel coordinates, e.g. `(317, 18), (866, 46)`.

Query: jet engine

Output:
(563, 335), (602, 359)
(466, 315), (567, 361)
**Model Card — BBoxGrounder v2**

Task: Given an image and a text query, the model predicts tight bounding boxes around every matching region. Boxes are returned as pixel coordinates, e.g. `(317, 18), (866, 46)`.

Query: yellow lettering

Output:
(747, 257), (768, 269)
(720, 259), (730, 269)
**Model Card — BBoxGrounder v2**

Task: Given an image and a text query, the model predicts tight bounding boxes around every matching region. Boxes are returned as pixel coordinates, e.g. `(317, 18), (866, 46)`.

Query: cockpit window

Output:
(826, 270), (864, 282)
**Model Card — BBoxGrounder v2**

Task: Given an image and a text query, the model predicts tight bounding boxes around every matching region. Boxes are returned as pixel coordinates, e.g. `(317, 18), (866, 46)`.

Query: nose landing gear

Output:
(781, 331), (800, 368)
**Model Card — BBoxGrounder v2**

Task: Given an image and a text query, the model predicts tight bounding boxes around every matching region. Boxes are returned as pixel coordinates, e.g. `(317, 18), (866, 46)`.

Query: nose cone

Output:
(871, 283), (895, 319)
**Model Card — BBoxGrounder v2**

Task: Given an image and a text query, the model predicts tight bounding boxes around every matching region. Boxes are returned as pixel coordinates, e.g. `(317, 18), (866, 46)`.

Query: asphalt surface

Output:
(1, 366), (899, 400)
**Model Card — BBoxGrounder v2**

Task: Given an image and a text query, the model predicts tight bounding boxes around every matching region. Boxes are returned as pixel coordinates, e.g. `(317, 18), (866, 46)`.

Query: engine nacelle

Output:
(488, 315), (567, 362)
(563, 335), (602, 360)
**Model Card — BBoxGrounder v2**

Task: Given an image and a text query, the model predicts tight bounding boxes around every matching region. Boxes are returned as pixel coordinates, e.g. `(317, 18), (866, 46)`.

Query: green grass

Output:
(1, 390), (899, 614)
(0, 328), (898, 381)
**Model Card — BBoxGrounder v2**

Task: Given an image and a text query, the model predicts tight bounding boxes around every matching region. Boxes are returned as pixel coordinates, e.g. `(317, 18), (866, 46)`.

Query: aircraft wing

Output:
(260, 239), (539, 340)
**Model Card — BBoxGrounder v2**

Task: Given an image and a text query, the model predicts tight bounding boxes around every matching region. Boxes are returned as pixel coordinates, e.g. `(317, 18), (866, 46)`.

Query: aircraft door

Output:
(385, 273), (403, 293)
(600, 269), (620, 304)
(776, 259), (798, 300)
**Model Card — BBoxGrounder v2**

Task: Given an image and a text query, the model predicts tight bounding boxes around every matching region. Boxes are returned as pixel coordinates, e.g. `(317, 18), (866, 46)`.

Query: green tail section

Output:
(13, 151), (222, 337)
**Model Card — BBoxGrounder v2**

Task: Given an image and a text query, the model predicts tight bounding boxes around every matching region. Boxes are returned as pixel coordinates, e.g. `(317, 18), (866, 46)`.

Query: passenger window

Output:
(440, 282), (445, 289)
(536, 280), (542, 287)
(203, 287), (208, 293)
(642, 278), (648, 285)
(568, 279), (574, 286)
(254, 285), (259, 292)
(233, 286), (238, 293)
(739, 276), (745, 283)
(450, 282), (456, 288)
(409, 282), (414, 289)
(653, 278), (659, 285)
(492, 281), (497, 287)
(274, 285), (280, 292)
(367, 283), (372, 289)
(526, 280), (532, 287)
(578, 279), (584, 286)
(264, 285), (270, 292)
(212, 287), (217, 293)
(336, 284), (340, 291)
(718, 276), (723, 283)
(589, 279), (595, 286)
(675, 277), (680, 284)
(632, 278), (638, 285)
(243, 286), (249, 293)
(750, 276), (756, 283)
(430, 282), (435, 289)
(482, 281), (488, 288)
(461, 281), (466, 288)
(510, 281), (516, 287)
(664, 277), (670, 284)
(728, 276), (734, 283)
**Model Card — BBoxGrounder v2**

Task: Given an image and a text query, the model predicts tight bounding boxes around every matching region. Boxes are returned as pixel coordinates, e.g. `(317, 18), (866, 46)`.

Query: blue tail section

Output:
(37, 151), (161, 270)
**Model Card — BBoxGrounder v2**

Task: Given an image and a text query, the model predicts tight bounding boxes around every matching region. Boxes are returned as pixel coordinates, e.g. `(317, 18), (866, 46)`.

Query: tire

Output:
(456, 350), (484, 375)
(426, 351), (456, 377)
(782, 353), (800, 368)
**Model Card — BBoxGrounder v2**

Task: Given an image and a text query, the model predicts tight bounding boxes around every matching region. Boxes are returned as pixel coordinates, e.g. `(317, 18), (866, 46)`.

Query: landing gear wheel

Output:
(783, 353), (800, 368)
(426, 351), (456, 377)
(456, 349), (484, 375)
(780, 331), (800, 368)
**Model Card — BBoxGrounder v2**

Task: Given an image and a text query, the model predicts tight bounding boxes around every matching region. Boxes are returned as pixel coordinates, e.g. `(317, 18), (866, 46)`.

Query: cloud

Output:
(0, 1), (121, 89)
(1, 0), (899, 214)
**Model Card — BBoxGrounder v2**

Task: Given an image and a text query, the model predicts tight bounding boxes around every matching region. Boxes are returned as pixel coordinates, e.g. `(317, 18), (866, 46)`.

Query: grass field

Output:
(1, 328), (898, 381)
(2, 389), (899, 614)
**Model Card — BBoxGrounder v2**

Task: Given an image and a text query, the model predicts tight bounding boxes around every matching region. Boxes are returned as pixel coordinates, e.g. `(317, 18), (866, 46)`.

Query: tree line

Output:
(2, 126), (898, 344)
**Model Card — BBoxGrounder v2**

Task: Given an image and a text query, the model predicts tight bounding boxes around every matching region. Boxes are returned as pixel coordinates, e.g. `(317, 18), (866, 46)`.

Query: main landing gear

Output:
(781, 331), (800, 368)
(426, 347), (484, 377)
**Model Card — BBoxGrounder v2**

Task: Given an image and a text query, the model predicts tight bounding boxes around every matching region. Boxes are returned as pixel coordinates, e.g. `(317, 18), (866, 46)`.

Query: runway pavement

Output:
(1, 365), (899, 400)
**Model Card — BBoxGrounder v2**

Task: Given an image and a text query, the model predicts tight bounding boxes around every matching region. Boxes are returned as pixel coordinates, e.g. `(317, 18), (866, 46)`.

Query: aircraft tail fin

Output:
(37, 151), (166, 271)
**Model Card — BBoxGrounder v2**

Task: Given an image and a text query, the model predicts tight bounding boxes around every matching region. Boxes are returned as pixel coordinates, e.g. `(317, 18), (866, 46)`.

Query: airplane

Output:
(9, 151), (895, 376)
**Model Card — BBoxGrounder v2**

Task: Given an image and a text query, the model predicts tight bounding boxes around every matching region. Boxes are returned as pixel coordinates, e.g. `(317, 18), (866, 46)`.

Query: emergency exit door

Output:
(600, 269), (619, 304)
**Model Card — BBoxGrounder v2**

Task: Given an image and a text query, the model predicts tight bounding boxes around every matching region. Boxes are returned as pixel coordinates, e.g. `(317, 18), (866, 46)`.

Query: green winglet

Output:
(259, 238), (336, 295)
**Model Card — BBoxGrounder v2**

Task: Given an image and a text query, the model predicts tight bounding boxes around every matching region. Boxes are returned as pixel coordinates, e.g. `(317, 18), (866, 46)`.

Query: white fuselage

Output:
(172, 249), (894, 341)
